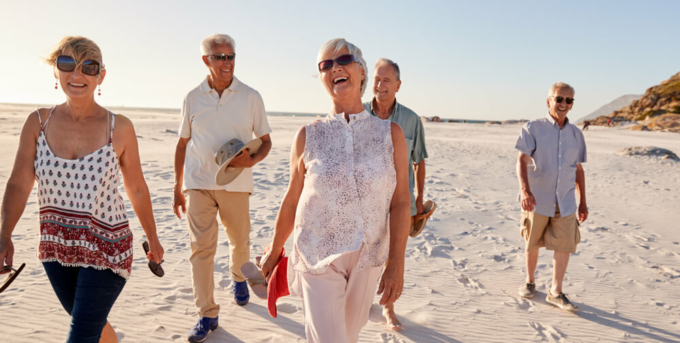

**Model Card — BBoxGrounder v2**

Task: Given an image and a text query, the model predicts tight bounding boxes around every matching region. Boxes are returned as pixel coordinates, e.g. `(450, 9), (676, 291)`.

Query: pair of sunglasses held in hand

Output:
(0, 242), (162, 294)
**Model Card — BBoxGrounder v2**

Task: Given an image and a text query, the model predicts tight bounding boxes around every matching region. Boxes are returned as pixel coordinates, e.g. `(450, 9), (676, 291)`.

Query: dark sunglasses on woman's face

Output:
(57, 56), (101, 76)
(209, 53), (236, 61)
(552, 96), (575, 105)
(318, 54), (358, 72)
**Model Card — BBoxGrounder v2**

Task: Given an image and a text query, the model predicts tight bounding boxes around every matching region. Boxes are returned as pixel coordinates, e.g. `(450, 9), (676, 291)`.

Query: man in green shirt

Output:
(363, 58), (430, 330)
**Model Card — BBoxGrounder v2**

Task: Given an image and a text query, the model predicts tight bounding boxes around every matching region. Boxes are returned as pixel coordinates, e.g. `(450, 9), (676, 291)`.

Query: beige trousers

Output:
(299, 249), (382, 343)
(186, 189), (251, 318)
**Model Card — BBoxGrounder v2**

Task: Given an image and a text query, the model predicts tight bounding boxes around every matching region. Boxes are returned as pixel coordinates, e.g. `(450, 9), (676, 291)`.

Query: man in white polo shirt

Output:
(173, 33), (272, 343)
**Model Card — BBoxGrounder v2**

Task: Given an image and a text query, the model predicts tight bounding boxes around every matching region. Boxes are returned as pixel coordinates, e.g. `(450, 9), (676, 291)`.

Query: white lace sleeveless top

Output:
(290, 110), (396, 279)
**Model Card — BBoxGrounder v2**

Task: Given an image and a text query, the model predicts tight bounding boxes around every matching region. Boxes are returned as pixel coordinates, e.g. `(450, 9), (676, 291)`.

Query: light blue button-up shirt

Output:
(515, 114), (587, 217)
(364, 100), (428, 216)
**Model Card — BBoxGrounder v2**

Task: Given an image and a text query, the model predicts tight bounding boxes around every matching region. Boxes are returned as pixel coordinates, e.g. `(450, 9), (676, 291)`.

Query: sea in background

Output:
(0, 103), (495, 123)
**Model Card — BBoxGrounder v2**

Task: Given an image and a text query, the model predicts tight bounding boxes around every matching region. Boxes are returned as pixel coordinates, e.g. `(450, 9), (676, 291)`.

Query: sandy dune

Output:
(1, 103), (679, 342)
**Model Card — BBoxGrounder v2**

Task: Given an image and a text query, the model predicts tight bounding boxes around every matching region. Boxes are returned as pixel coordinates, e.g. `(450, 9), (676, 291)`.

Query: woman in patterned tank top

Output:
(0, 36), (164, 343)
(260, 38), (411, 343)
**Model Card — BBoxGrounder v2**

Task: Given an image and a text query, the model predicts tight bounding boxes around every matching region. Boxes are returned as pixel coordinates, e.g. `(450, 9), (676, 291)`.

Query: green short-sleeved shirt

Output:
(364, 99), (428, 215)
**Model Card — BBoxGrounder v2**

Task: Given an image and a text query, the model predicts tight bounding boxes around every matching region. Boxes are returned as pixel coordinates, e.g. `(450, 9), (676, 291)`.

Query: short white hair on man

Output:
(549, 82), (575, 97)
(317, 38), (368, 96)
(375, 58), (400, 81)
(200, 34), (235, 55)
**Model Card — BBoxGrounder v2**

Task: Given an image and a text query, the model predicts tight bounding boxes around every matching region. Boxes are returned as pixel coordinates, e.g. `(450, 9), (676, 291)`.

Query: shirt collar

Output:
(328, 109), (370, 125)
(545, 113), (570, 127)
(370, 98), (399, 119)
(200, 76), (241, 94)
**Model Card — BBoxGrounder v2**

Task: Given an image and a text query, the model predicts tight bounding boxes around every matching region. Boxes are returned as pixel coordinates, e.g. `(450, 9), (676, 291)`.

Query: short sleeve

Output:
(178, 95), (192, 138)
(251, 91), (272, 138)
(576, 128), (587, 164)
(411, 118), (428, 164)
(515, 122), (536, 157)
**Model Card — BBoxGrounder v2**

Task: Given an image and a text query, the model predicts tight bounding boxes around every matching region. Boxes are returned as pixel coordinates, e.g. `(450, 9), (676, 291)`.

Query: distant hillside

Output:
(575, 94), (641, 123)
(592, 72), (680, 133)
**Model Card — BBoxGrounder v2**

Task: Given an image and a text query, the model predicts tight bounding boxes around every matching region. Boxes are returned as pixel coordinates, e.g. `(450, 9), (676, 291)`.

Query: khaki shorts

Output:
(520, 208), (580, 253)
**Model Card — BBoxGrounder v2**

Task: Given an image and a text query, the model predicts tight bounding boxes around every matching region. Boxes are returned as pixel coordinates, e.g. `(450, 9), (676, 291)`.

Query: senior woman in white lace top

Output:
(260, 38), (410, 343)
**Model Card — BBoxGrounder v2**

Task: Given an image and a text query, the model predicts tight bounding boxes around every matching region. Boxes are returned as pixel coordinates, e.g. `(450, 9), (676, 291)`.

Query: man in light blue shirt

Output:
(364, 58), (429, 330)
(515, 82), (588, 312)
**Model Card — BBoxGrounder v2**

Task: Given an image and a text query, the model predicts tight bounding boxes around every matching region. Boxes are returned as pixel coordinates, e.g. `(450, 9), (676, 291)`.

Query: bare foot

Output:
(99, 322), (118, 343)
(382, 304), (402, 331)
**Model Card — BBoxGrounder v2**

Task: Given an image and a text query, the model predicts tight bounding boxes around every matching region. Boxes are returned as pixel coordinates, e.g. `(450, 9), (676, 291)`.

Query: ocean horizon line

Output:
(0, 102), (505, 123)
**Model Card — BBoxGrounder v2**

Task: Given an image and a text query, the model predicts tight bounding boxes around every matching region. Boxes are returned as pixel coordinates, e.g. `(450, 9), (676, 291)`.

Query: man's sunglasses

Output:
(0, 263), (25, 294)
(552, 96), (575, 105)
(318, 54), (358, 72)
(209, 53), (235, 61)
(57, 56), (102, 76)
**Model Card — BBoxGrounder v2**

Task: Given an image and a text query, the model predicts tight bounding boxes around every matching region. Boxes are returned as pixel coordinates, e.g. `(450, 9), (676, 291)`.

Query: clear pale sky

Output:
(1, 0), (678, 121)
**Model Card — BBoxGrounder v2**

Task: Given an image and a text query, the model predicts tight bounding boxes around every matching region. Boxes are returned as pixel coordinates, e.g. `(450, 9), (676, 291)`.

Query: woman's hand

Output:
(146, 237), (164, 264)
(260, 246), (283, 282)
(377, 258), (405, 305)
(0, 237), (14, 274)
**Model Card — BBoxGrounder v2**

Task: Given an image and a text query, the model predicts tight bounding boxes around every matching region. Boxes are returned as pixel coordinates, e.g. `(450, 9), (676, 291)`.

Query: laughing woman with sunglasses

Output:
(0, 36), (164, 343)
(260, 38), (411, 343)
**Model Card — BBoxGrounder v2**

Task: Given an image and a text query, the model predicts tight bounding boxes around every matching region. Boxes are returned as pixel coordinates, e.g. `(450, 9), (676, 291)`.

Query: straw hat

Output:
(214, 138), (262, 186)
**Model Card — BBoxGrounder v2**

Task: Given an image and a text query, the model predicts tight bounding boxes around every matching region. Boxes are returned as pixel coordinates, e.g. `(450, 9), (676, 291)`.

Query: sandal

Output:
(142, 241), (164, 277)
(410, 200), (437, 237)
(0, 263), (26, 294)
(240, 262), (268, 300)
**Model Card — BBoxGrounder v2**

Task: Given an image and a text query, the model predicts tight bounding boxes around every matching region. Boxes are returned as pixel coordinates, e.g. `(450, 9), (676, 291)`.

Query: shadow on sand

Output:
(242, 302), (306, 339)
(532, 291), (679, 342)
(577, 302), (680, 342)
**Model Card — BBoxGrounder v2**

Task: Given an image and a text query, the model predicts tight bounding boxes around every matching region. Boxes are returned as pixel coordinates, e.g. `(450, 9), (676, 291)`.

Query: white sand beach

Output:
(1, 102), (679, 342)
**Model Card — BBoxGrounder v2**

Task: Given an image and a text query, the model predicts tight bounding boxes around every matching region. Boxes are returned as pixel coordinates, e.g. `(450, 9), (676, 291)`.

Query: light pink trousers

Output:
(299, 249), (382, 343)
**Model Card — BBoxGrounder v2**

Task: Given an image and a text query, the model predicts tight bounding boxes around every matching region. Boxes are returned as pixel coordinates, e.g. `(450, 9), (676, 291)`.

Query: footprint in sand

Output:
(379, 333), (406, 343)
(528, 322), (567, 341)
(650, 265), (680, 279)
(503, 296), (535, 311)
(452, 258), (468, 270)
(455, 274), (485, 292)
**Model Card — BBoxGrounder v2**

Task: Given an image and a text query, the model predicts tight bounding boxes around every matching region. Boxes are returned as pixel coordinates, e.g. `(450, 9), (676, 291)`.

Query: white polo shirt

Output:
(179, 76), (272, 193)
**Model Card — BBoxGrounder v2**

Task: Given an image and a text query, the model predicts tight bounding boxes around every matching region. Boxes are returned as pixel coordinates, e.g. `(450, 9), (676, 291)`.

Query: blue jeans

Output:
(43, 262), (126, 343)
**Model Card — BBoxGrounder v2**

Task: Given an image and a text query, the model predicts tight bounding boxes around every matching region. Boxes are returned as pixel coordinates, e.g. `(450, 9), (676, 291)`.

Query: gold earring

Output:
(98, 85), (101, 96)
(55, 81), (58, 90)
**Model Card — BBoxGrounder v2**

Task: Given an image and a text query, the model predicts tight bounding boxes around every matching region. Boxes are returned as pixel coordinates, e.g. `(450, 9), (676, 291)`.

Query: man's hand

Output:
(415, 197), (425, 215)
(172, 189), (186, 220)
(521, 191), (537, 212)
(578, 202), (588, 222)
(147, 237), (165, 264)
(227, 149), (255, 168)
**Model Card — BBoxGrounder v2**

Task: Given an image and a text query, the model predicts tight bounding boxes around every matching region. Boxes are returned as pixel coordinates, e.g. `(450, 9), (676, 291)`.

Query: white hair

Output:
(374, 58), (400, 81)
(548, 82), (575, 96)
(317, 38), (368, 96)
(200, 34), (235, 55)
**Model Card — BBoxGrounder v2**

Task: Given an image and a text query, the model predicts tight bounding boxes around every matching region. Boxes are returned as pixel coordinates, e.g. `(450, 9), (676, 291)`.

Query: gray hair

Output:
(374, 58), (400, 81)
(317, 38), (368, 96)
(200, 34), (235, 55)
(548, 82), (575, 96)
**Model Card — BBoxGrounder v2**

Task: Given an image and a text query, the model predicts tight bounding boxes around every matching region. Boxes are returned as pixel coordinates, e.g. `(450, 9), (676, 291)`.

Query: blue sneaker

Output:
(187, 316), (218, 343)
(233, 280), (250, 306)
